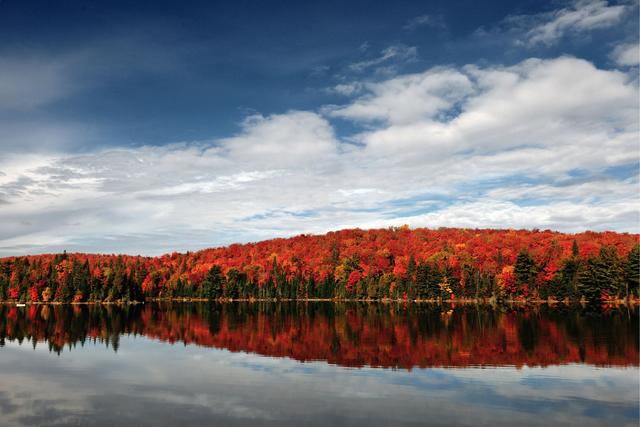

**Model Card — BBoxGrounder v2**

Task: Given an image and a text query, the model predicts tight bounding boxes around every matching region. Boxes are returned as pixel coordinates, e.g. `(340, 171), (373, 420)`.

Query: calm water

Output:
(0, 303), (637, 426)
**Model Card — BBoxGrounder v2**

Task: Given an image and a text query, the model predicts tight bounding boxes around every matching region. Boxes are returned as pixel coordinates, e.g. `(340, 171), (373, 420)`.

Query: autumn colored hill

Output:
(0, 227), (638, 303)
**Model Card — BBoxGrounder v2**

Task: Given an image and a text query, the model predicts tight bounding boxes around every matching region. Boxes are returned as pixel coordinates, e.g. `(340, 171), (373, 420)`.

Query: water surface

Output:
(0, 303), (637, 426)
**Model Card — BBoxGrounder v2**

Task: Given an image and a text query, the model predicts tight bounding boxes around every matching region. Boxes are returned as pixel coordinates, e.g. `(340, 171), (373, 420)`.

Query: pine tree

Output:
(578, 246), (625, 302)
(415, 263), (430, 299)
(624, 244), (639, 298)
(202, 265), (224, 300)
(514, 250), (536, 296)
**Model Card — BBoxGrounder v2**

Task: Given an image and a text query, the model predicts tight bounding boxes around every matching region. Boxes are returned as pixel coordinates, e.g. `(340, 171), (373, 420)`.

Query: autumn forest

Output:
(1, 227), (638, 305)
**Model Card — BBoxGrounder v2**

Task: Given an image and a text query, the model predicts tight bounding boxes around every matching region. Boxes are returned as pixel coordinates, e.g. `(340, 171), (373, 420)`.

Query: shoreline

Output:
(1, 297), (638, 306)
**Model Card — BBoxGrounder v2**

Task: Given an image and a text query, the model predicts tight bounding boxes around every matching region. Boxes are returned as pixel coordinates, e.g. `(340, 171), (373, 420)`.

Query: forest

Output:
(0, 227), (638, 304)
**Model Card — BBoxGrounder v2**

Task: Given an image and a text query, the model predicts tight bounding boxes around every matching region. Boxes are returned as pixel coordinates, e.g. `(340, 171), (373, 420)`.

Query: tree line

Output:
(0, 227), (638, 304)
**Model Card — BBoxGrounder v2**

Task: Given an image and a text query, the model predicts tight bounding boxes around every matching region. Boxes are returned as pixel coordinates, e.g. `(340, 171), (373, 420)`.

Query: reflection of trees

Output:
(0, 303), (637, 369)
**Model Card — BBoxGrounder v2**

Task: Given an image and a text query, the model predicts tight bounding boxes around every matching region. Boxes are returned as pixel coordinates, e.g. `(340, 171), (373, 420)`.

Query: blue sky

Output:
(0, 0), (638, 255)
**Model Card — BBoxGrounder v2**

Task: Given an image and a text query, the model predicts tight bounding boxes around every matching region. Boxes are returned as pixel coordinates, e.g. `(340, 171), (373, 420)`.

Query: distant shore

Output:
(2, 297), (638, 306)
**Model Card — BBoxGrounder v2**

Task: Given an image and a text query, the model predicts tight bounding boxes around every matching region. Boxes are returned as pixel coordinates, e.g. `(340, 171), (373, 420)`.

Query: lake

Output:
(0, 302), (637, 426)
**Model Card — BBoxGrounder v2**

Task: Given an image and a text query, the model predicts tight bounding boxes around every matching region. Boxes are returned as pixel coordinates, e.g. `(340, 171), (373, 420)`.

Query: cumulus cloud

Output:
(221, 111), (338, 168)
(611, 42), (640, 66)
(344, 57), (637, 171)
(329, 69), (474, 125)
(0, 55), (638, 255)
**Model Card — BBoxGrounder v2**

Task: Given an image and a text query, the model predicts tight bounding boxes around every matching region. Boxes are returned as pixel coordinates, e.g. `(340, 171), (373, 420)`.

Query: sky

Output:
(0, 0), (638, 256)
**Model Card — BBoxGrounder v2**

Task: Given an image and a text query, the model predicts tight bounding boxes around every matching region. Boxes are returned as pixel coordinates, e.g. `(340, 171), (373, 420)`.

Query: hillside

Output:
(1, 227), (638, 303)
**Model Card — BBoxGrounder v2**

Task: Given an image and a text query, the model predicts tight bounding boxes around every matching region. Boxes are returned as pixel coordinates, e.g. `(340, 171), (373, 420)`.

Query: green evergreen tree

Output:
(514, 250), (537, 296)
(415, 263), (429, 299)
(578, 246), (625, 302)
(202, 265), (224, 300)
(624, 244), (639, 298)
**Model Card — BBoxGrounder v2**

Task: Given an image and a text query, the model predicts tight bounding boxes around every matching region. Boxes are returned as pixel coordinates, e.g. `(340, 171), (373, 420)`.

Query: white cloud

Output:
(329, 68), (473, 125)
(0, 56), (638, 255)
(344, 57), (637, 173)
(221, 111), (338, 168)
(358, 198), (639, 233)
(485, 176), (639, 202)
(0, 111), (345, 254)
(329, 83), (364, 96)
(611, 42), (640, 66)
(348, 45), (418, 73)
(521, 0), (628, 46)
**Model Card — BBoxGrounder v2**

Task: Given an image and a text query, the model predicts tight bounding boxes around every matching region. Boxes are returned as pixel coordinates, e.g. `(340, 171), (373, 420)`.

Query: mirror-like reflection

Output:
(0, 302), (638, 427)
(0, 302), (637, 368)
